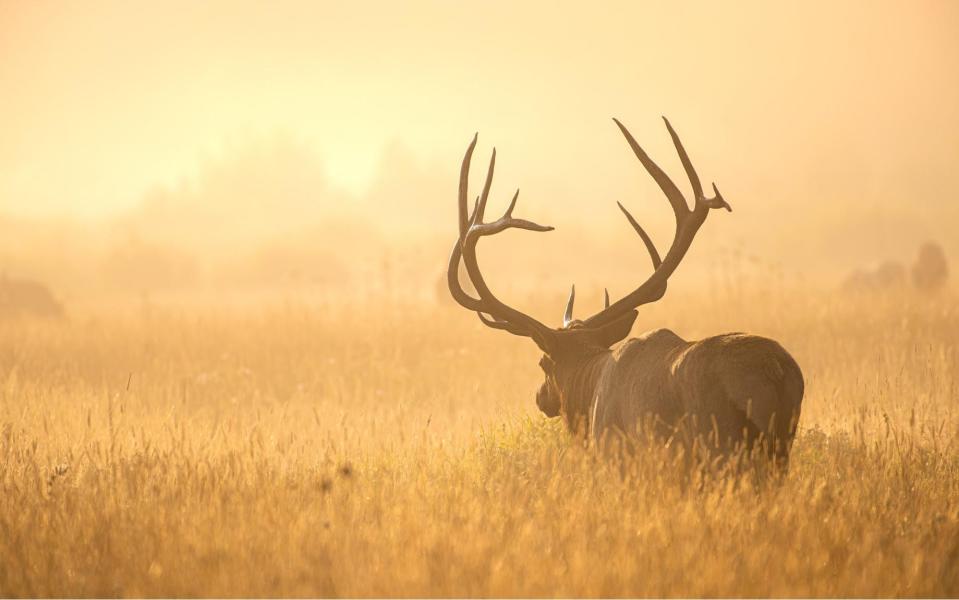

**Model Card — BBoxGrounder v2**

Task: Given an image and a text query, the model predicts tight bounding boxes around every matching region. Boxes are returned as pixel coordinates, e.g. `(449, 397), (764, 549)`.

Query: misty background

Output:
(2, 0), (957, 314)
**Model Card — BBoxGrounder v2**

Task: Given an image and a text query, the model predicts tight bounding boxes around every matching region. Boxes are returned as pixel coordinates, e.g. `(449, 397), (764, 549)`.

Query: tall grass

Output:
(1, 288), (957, 596)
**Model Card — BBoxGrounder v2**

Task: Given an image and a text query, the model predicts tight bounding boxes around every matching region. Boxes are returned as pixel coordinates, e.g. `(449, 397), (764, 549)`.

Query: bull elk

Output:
(447, 118), (804, 467)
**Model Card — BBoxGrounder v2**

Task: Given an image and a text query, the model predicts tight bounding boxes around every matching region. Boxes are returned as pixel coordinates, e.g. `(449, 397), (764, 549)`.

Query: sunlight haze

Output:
(1, 0), (958, 294)
(3, 3), (959, 597)
(3, 1), (957, 217)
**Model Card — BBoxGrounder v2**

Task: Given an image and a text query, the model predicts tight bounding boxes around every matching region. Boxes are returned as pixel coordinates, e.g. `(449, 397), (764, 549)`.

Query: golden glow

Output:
(3, 4), (959, 596)
(2, 0), (958, 299)
(2, 0), (958, 215)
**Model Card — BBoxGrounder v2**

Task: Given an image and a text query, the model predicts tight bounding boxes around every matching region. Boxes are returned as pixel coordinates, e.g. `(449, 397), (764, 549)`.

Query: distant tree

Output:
(0, 274), (64, 319)
(911, 241), (949, 293)
(100, 237), (197, 292)
(842, 260), (907, 293)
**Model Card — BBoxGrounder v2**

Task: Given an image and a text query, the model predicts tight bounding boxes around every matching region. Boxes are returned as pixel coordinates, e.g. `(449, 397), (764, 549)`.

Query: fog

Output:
(2, 0), (957, 308)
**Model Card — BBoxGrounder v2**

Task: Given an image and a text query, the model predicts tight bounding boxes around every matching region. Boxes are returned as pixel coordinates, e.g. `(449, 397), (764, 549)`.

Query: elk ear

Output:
(585, 310), (638, 348)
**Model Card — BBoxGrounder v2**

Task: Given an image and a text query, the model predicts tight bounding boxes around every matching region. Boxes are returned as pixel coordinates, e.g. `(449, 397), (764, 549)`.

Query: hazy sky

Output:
(2, 0), (958, 225)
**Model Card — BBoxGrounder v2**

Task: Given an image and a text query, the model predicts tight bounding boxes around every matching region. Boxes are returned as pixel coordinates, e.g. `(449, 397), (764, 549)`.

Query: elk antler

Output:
(447, 134), (557, 349)
(573, 117), (731, 328)
(449, 118), (729, 345)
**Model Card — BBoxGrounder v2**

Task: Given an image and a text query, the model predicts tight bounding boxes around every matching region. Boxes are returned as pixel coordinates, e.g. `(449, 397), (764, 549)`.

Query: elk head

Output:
(447, 118), (730, 428)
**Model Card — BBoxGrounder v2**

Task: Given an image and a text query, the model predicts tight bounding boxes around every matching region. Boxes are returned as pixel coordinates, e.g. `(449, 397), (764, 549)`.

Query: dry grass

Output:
(1, 288), (958, 597)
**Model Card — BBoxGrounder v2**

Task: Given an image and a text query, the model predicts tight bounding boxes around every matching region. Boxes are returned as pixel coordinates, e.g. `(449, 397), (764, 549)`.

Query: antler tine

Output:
(663, 117), (732, 213)
(448, 137), (484, 311)
(458, 134), (478, 238)
(613, 118), (689, 222)
(505, 188), (519, 217)
(447, 135), (557, 350)
(583, 117), (729, 328)
(705, 182), (732, 212)
(460, 195), (556, 346)
(617, 201), (662, 269)
(567, 285), (619, 325)
(465, 190), (554, 238)
(662, 117), (703, 201)
(563, 285), (575, 328)
(475, 148), (496, 224)
(450, 122), (728, 343)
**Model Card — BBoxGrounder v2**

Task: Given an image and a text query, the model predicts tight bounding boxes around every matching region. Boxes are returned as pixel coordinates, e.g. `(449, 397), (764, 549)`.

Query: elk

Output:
(447, 118), (804, 466)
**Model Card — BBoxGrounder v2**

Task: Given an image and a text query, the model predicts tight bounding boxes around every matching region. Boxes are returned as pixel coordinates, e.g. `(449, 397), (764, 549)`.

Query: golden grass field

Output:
(1, 286), (957, 597)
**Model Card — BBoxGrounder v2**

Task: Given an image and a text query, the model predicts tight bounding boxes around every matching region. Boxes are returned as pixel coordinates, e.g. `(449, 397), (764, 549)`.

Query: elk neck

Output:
(554, 345), (613, 436)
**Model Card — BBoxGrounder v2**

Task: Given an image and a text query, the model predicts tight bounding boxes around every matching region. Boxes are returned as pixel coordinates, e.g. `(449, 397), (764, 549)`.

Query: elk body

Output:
(447, 118), (804, 466)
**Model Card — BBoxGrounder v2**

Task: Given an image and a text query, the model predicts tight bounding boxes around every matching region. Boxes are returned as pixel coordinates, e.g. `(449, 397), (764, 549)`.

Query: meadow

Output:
(1, 286), (957, 597)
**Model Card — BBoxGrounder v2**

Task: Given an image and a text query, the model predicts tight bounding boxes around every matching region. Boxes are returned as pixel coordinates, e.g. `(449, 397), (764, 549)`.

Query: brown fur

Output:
(540, 329), (804, 466)
(449, 119), (804, 467)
